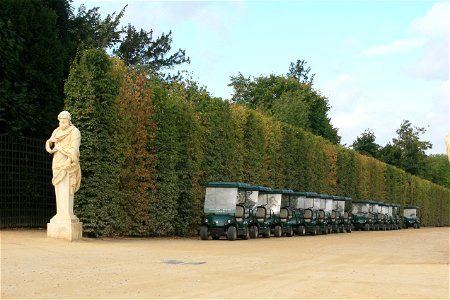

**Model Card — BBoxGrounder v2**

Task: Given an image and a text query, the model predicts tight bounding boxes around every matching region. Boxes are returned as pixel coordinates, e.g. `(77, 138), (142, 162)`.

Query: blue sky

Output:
(72, 0), (449, 154)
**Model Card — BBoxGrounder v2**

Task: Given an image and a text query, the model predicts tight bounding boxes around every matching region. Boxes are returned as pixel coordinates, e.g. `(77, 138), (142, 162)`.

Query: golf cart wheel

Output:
(200, 226), (209, 240)
(347, 226), (352, 233)
(227, 226), (237, 241)
(286, 226), (294, 237)
(313, 225), (319, 236)
(298, 225), (306, 236)
(413, 223), (418, 229)
(274, 225), (282, 237)
(364, 224), (370, 231)
(339, 225), (345, 233)
(242, 227), (250, 240)
(249, 225), (258, 239)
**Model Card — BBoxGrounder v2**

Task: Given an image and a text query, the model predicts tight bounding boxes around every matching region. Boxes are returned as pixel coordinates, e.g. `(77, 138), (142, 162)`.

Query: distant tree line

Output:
(351, 124), (449, 188)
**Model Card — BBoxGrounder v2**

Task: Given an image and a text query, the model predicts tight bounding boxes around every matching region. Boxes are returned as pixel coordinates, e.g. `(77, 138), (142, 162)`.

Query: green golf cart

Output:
(200, 181), (259, 240)
(403, 205), (421, 229)
(318, 194), (333, 234)
(392, 204), (402, 230)
(332, 195), (352, 233)
(280, 191), (315, 236)
(255, 187), (287, 238)
(278, 189), (297, 237)
(352, 200), (375, 231)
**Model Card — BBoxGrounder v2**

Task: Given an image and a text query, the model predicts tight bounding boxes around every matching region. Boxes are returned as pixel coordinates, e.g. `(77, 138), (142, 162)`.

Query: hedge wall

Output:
(64, 50), (449, 237)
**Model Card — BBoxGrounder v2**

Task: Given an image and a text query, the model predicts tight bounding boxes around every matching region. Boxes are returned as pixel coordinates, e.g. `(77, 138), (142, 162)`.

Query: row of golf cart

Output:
(200, 181), (421, 241)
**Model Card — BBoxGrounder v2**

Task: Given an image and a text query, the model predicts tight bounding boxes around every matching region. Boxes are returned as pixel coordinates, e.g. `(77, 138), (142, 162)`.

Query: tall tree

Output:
(287, 59), (315, 85)
(0, 0), (68, 138)
(352, 129), (380, 158)
(229, 73), (340, 144)
(69, 4), (125, 51)
(380, 120), (432, 175)
(114, 25), (190, 77)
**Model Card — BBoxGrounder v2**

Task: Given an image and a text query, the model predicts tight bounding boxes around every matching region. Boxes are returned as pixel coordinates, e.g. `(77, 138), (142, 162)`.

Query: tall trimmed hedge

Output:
(64, 50), (126, 236)
(64, 51), (449, 236)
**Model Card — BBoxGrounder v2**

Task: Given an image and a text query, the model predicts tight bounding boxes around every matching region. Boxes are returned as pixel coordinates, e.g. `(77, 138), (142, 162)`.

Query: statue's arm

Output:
(45, 129), (58, 154)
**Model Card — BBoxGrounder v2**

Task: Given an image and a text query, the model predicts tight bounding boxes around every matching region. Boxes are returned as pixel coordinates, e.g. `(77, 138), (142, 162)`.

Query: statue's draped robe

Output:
(47, 125), (81, 217)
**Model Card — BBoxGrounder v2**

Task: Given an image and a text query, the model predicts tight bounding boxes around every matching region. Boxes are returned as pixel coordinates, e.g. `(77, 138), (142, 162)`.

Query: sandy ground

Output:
(1, 227), (449, 299)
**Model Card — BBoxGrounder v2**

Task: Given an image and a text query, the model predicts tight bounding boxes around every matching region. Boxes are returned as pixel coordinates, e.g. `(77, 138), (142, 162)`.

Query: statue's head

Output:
(58, 111), (72, 130)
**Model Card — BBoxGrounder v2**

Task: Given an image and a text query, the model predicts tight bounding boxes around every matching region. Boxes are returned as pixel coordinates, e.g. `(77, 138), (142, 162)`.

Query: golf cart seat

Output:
(280, 208), (289, 221)
(331, 211), (336, 220)
(304, 209), (313, 219)
(256, 206), (266, 222)
(235, 205), (245, 222)
(318, 210), (325, 220)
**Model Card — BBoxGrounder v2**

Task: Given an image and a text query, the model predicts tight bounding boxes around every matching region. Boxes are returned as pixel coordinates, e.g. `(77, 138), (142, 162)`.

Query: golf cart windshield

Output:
(259, 193), (281, 215)
(325, 199), (333, 212)
(281, 194), (291, 208)
(296, 196), (304, 209)
(373, 203), (379, 213)
(352, 203), (369, 214)
(319, 198), (326, 210)
(204, 187), (238, 214)
(239, 190), (258, 211)
(393, 206), (399, 215)
(305, 198), (314, 209)
(312, 198), (320, 209)
(387, 206), (393, 216)
(403, 208), (417, 218)
(333, 200), (345, 211)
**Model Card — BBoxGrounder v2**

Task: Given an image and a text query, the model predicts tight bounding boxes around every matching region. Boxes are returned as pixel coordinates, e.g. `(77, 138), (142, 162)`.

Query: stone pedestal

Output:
(47, 216), (83, 241)
(47, 173), (83, 241)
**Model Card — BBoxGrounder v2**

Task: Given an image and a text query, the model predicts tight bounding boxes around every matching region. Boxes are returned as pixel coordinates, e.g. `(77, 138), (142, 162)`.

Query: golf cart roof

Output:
(352, 199), (372, 204)
(404, 205), (419, 209)
(206, 181), (256, 190)
(319, 194), (333, 199)
(266, 188), (294, 194)
(292, 191), (319, 198)
(254, 185), (273, 192)
(343, 196), (353, 201)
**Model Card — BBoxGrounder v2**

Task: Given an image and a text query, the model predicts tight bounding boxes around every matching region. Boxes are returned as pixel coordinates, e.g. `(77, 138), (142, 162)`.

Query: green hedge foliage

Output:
(64, 51), (449, 236)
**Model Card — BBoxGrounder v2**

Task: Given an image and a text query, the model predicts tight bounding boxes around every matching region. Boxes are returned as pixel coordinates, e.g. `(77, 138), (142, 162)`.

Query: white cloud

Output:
(422, 80), (450, 153)
(321, 74), (365, 109)
(409, 38), (449, 80)
(363, 38), (426, 56)
(409, 2), (449, 80)
(412, 2), (449, 36)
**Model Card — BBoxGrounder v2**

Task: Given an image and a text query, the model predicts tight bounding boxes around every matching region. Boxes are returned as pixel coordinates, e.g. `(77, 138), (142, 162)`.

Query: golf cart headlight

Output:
(227, 219), (231, 224)
(204, 219), (208, 223)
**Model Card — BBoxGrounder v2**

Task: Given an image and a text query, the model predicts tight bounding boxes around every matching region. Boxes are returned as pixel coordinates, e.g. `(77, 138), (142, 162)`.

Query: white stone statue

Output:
(45, 111), (83, 240)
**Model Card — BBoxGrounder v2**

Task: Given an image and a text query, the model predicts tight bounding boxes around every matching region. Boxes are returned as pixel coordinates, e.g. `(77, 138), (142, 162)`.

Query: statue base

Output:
(47, 215), (83, 241)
